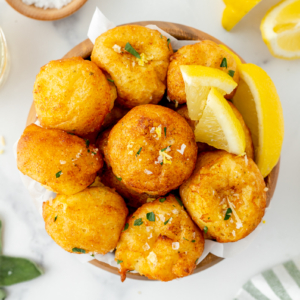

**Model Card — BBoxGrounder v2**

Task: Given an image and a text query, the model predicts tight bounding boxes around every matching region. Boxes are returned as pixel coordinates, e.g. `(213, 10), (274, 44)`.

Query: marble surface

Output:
(0, 0), (299, 299)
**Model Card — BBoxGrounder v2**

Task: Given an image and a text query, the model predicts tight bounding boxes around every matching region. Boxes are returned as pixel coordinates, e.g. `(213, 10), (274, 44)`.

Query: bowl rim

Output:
(25, 20), (281, 281)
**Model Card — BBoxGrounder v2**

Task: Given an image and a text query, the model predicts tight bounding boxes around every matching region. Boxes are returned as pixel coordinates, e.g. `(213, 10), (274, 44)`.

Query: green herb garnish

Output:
(161, 145), (171, 152)
(160, 34), (163, 39)
(123, 223), (129, 231)
(159, 198), (166, 203)
(228, 70), (235, 77)
(55, 171), (62, 178)
(124, 43), (141, 59)
(195, 258), (198, 264)
(91, 254), (95, 257)
(224, 208), (232, 220)
(220, 58), (227, 68)
(146, 212), (155, 222)
(136, 147), (142, 156)
(92, 152), (97, 155)
(175, 196), (183, 206)
(191, 240), (195, 243)
(72, 247), (86, 253)
(164, 218), (171, 225)
(134, 218), (143, 226)
(160, 162), (163, 166)
(89, 72), (94, 76)
(164, 127), (167, 137)
(88, 149), (90, 153)
(167, 38), (171, 50)
(183, 237), (189, 241)
(116, 176), (122, 181)
(54, 215), (58, 222)
(85, 139), (90, 148)
(117, 260), (123, 264)
(107, 78), (114, 83)
(204, 226), (208, 233)
(67, 132), (75, 135)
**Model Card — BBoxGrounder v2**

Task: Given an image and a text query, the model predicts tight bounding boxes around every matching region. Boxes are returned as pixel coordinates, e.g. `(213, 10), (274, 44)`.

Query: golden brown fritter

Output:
(101, 167), (156, 208)
(91, 25), (173, 108)
(106, 105), (198, 195)
(167, 40), (239, 104)
(180, 151), (266, 243)
(96, 126), (112, 167)
(17, 124), (103, 195)
(33, 57), (113, 137)
(101, 104), (129, 130)
(43, 186), (128, 254)
(115, 194), (204, 282)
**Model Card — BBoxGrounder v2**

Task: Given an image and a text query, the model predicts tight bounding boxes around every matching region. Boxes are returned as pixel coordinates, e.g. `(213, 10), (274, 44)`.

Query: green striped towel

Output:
(234, 258), (300, 300)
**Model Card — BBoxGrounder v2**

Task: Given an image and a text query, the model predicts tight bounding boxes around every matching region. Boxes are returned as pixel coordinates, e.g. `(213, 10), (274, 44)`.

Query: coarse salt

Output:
(177, 144), (186, 155)
(143, 243), (150, 251)
(172, 242), (179, 250)
(60, 160), (66, 164)
(147, 251), (157, 266)
(232, 230), (236, 237)
(112, 44), (122, 53)
(144, 169), (152, 175)
(264, 187), (269, 192)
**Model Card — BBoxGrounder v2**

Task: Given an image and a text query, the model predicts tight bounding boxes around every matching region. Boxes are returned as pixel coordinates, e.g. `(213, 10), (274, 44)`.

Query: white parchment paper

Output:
(15, 7), (267, 270)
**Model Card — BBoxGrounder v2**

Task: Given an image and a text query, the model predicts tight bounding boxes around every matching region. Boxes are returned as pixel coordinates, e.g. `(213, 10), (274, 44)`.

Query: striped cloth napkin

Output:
(234, 257), (300, 300)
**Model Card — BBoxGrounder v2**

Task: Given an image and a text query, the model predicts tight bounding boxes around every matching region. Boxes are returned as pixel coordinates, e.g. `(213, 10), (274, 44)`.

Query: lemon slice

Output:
(232, 64), (284, 177)
(194, 87), (246, 155)
(261, 0), (300, 59)
(180, 65), (237, 120)
(222, 0), (262, 31)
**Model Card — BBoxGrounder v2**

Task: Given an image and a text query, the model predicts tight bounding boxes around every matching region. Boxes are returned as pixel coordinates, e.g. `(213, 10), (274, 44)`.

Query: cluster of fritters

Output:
(17, 25), (267, 282)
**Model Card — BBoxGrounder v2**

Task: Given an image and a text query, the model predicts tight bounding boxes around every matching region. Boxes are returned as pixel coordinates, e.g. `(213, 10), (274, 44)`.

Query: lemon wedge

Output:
(261, 0), (300, 59)
(222, 0), (262, 31)
(194, 87), (246, 155)
(180, 65), (237, 120)
(219, 44), (243, 67)
(232, 64), (284, 177)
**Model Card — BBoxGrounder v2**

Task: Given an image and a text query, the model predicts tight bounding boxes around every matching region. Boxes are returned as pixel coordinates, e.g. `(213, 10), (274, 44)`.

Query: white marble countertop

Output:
(0, 0), (300, 299)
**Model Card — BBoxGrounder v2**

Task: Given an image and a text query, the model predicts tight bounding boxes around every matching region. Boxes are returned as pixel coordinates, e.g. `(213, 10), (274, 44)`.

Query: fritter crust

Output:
(43, 186), (128, 254)
(33, 57), (113, 136)
(91, 25), (173, 108)
(167, 40), (239, 104)
(115, 195), (204, 281)
(17, 124), (103, 195)
(106, 104), (198, 195)
(180, 151), (266, 243)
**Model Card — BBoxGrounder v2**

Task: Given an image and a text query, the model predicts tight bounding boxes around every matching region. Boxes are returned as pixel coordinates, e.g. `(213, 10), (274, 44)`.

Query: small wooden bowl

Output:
(5, 0), (87, 21)
(26, 21), (280, 280)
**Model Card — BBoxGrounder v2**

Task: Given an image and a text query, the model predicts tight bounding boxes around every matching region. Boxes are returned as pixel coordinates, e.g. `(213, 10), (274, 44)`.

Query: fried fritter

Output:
(91, 25), (173, 108)
(96, 126), (111, 167)
(115, 194), (204, 281)
(106, 105), (198, 195)
(180, 151), (266, 243)
(43, 186), (128, 254)
(101, 104), (129, 130)
(17, 124), (103, 195)
(33, 57), (113, 137)
(167, 40), (239, 104)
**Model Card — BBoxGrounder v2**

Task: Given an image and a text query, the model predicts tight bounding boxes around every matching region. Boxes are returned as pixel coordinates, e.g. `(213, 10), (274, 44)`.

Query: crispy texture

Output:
(180, 151), (266, 243)
(167, 40), (239, 104)
(43, 186), (128, 254)
(33, 57), (113, 136)
(17, 124), (103, 195)
(96, 127), (112, 167)
(106, 105), (198, 195)
(101, 104), (129, 130)
(91, 25), (173, 108)
(115, 195), (204, 282)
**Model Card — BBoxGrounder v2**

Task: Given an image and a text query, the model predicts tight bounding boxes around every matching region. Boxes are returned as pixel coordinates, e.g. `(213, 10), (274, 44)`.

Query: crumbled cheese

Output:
(144, 169), (153, 175)
(177, 144), (186, 155)
(127, 141), (134, 149)
(212, 190), (215, 196)
(155, 125), (162, 138)
(146, 198), (155, 203)
(137, 53), (151, 66)
(227, 197), (243, 229)
(150, 127), (155, 133)
(232, 230), (236, 237)
(132, 61), (136, 67)
(230, 219), (233, 223)
(172, 242), (179, 250)
(148, 233), (153, 239)
(172, 209), (178, 214)
(146, 226), (153, 232)
(158, 214), (165, 222)
(128, 150), (133, 155)
(192, 232), (196, 239)
(159, 150), (172, 164)
(264, 187), (269, 192)
(112, 44), (122, 53)
(166, 146), (171, 152)
(244, 154), (248, 166)
(143, 243), (150, 251)
(60, 160), (66, 165)
(168, 217), (173, 224)
(155, 155), (163, 165)
(147, 251), (157, 266)
(0, 136), (5, 146)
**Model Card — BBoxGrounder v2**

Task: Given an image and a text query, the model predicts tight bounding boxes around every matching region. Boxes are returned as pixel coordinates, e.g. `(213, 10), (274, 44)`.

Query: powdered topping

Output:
(177, 144), (186, 155)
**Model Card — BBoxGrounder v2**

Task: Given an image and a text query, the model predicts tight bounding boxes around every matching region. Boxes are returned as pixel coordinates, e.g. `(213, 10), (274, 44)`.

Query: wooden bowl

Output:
(26, 21), (280, 280)
(5, 0), (87, 21)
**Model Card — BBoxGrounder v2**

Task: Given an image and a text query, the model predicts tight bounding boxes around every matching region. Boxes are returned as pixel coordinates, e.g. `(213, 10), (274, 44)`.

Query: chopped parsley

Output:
(55, 171), (62, 178)
(136, 147), (142, 156)
(107, 78), (114, 83)
(164, 127), (167, 137)
(72, 247), (86, 253)
(123, 223), (129, 231)
(220, 58), (227, 68)
(161, 145), (171, 152)
(88, 149), (90, 153)
(175, 196), (183, 206)
(54, 215), (58, 222)
(183, 237), (189, 241)
(91, 254), (95, 257)
(167, 38), (171, 50)
(85, 139), (90, 148)
(146, 212), (155, 222)
(228, 70), (235, 77)
(116, 176), (122, 181)
(195, 258), (199, 264)
(164, 218), (171, 225)
(204, 226), (208, 233)
(160, 34), (163, 39)
(159, 198), (166, 203)
(67, 132), (75, 135)
(124, 43), (141, 59)
(134, 218), (143, 226)
(89, 72), (94, 76)
(92, 151), (97, 155)
(224, 208), (232, 220)
(160, 162), (163, 166)
(117, 260), (123, 264)
(191, 240), (196, 243)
